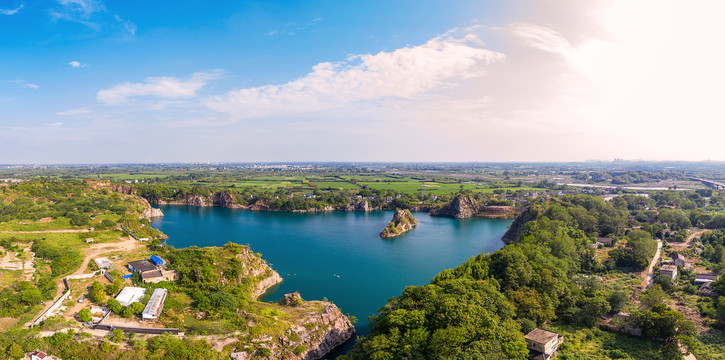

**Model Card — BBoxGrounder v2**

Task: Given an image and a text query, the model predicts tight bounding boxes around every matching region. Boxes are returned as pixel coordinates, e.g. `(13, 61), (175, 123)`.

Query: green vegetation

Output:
(342, 195), (697, 360)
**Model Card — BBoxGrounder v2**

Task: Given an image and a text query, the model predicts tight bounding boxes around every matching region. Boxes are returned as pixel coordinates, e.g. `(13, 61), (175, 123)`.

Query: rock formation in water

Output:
(428, 194), (480, 219)
(380, 209), (418, 238)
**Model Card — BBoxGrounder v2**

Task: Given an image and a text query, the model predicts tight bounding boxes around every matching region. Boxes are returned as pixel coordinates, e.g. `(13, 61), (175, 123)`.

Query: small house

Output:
(673, 253), (686, 266)
(694, 273), (718, 284)
(128, 260), (156, 273)
(93, 257), (113, 270)
(115, 286), (146, 307)
(141, 270), (164, 283)
(29, 351), (48, 360)
(659, 264), (678, 280)
(596, 238), (613, 247)
(149, 255), (164, 266)
(698, 282), (719, 298)
(525, 328), (563, 360)
(85, 238), (94, 243)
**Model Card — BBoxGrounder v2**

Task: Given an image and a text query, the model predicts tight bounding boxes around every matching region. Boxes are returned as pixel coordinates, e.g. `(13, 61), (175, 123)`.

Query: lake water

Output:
(150, 206), (511, 357)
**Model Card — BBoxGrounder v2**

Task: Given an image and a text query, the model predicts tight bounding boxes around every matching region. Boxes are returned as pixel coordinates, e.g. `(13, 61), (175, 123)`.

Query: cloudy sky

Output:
(2, 0), (724, 163)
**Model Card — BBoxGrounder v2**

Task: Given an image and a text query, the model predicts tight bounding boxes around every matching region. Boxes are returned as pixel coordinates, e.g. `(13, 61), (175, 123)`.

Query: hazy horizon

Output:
(3, 1), (724, 163)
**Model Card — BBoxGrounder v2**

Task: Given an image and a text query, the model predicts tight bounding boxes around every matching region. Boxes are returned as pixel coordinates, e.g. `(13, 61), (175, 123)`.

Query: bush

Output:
(79, 308), (92, 322)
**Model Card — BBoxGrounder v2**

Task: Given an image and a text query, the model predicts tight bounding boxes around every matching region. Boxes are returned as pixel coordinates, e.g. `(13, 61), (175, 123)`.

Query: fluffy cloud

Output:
(56, 108), (91, 116)
(97, 71), (222, 105)
(69, 60), (85, 67)
(0, 4), (23, 15)
(206, 34), (505, 117)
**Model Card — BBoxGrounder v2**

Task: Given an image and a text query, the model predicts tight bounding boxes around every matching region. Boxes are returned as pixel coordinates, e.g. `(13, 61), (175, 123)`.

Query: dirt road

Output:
(643, 238), (663, 290)
(25, 236), (141, 327)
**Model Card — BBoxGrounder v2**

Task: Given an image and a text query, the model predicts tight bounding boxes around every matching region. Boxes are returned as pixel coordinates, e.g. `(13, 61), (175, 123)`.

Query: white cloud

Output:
(10, 80), (39, 89)
(97, 71), (222, 105)
(54, 0), (103, 18)
(207, 33), (504, 117)
(69, 60), (86, 68)
(507, 22), (571, 56)
(113, 14), (136, 36)
(0, 4), (23, 15)
(56, 108), (91, 116)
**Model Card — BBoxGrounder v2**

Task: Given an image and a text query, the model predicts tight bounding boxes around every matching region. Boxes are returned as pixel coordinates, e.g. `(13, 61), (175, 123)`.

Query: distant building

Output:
(149, 255), (164, 266)
(694, 273), (718, 284)
(128, 260), (156, 273)
(659, 264), (678, 280)
(698, 282), (719, 298)
(525, 328), (563, 360)
(673, 253), (686, 267)
(85, 238), (94, 243)
(29, 351), (47, 360)
(94, 257), (113, 270)
(142, 288), (168, 320)
(596, 238), (613, 247)
(115, 286), (146, 307)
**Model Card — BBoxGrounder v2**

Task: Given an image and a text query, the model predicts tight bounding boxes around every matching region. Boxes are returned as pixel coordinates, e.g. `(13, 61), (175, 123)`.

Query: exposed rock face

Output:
(301, 304), (355, 359)
(346, 200), (370, 212)
(248, 199), (269, 211)
(281, 292), (303, 306)
(429, 195), (480, 219)
(501, 206), (538, 243)
(477, 206), (517, 219)
(380, 209), (418, 238)
(153, 195), (211, 206)
(250, 270), (283, 299)
(142, 207), (164, 219)
(213, 191), (243, 208)
(230, 301), (355, 360)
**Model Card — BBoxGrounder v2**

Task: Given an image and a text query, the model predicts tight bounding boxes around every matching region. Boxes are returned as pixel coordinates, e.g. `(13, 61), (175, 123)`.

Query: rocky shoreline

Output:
(380, 209), (418, 238)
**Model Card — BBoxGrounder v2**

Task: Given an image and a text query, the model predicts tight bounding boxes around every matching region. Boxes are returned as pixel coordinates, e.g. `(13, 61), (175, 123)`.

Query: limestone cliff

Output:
(250, 270), (283, 299)
(380, 209), (418, 238)
(476, 206), (517, 219)
(155, 195), (211, 207)
(501, 206), (539, 243)
(213, 191), (244, 208)
(230, 296), (355, 360)
(428, 195), (480, 219)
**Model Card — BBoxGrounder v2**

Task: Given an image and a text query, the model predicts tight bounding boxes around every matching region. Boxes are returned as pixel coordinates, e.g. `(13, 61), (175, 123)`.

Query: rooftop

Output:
(141, 270), (163, 280)
(128, 260), (156, 273)
(115, 286), (146, 307)
(660, 264), (677, 272)
(93, 257), (113, 269)
(142, 288), (167, 318)
(525, 328), (559, 344)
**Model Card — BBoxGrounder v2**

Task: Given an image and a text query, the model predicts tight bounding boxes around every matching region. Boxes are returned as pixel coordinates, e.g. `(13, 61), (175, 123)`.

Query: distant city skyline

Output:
(2, 1), (724, 163)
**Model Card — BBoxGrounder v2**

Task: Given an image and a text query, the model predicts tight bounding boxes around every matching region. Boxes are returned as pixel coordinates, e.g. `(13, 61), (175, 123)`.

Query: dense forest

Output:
(341, 195), (697, 360)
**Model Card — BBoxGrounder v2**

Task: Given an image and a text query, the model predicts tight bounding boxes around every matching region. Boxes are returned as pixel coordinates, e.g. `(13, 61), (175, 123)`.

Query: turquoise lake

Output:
(150, 206), (511, 357)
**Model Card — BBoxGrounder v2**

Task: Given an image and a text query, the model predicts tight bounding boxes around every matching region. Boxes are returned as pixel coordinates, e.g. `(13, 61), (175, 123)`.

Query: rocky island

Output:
(380, 208), (418, 238)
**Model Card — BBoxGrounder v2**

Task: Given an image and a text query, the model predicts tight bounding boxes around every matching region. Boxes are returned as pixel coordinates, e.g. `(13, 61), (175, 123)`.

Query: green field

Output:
(99, 173), (169, 180)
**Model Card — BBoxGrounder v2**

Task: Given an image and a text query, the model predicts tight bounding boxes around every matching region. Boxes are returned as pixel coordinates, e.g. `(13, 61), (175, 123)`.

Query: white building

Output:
(142, 288), (168, 320)
(115, 286), (146, 307)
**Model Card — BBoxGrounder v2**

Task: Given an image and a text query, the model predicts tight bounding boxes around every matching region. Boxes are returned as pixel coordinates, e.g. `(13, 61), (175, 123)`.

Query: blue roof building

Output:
(149, 255), (164, 266)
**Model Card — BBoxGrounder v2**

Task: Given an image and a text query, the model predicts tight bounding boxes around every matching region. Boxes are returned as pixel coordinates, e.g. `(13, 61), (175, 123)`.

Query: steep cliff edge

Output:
(380, 209), (418, 238)
(428, 195), (480, 219)
(213, 191), (244, 208)
(501, 206), (539, 243)
(230, 294), (355, 360)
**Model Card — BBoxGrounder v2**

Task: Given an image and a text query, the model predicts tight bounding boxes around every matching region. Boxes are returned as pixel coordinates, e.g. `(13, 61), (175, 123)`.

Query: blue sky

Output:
(3, 1), (725, 163)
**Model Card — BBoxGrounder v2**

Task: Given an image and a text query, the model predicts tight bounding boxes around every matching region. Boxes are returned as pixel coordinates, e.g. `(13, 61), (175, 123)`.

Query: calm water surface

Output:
(150, 206), (511, 357)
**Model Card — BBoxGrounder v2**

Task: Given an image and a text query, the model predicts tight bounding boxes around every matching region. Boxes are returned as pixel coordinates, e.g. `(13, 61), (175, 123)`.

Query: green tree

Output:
(21, 288), (43, 305)
(110, 328), (124, 343)
(78, 308), (92, 322)
(608, 291), (629, 313)
(90, 281), (106, 302)
(640, 285), (668, 308)
(107, 298), (123, 314)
